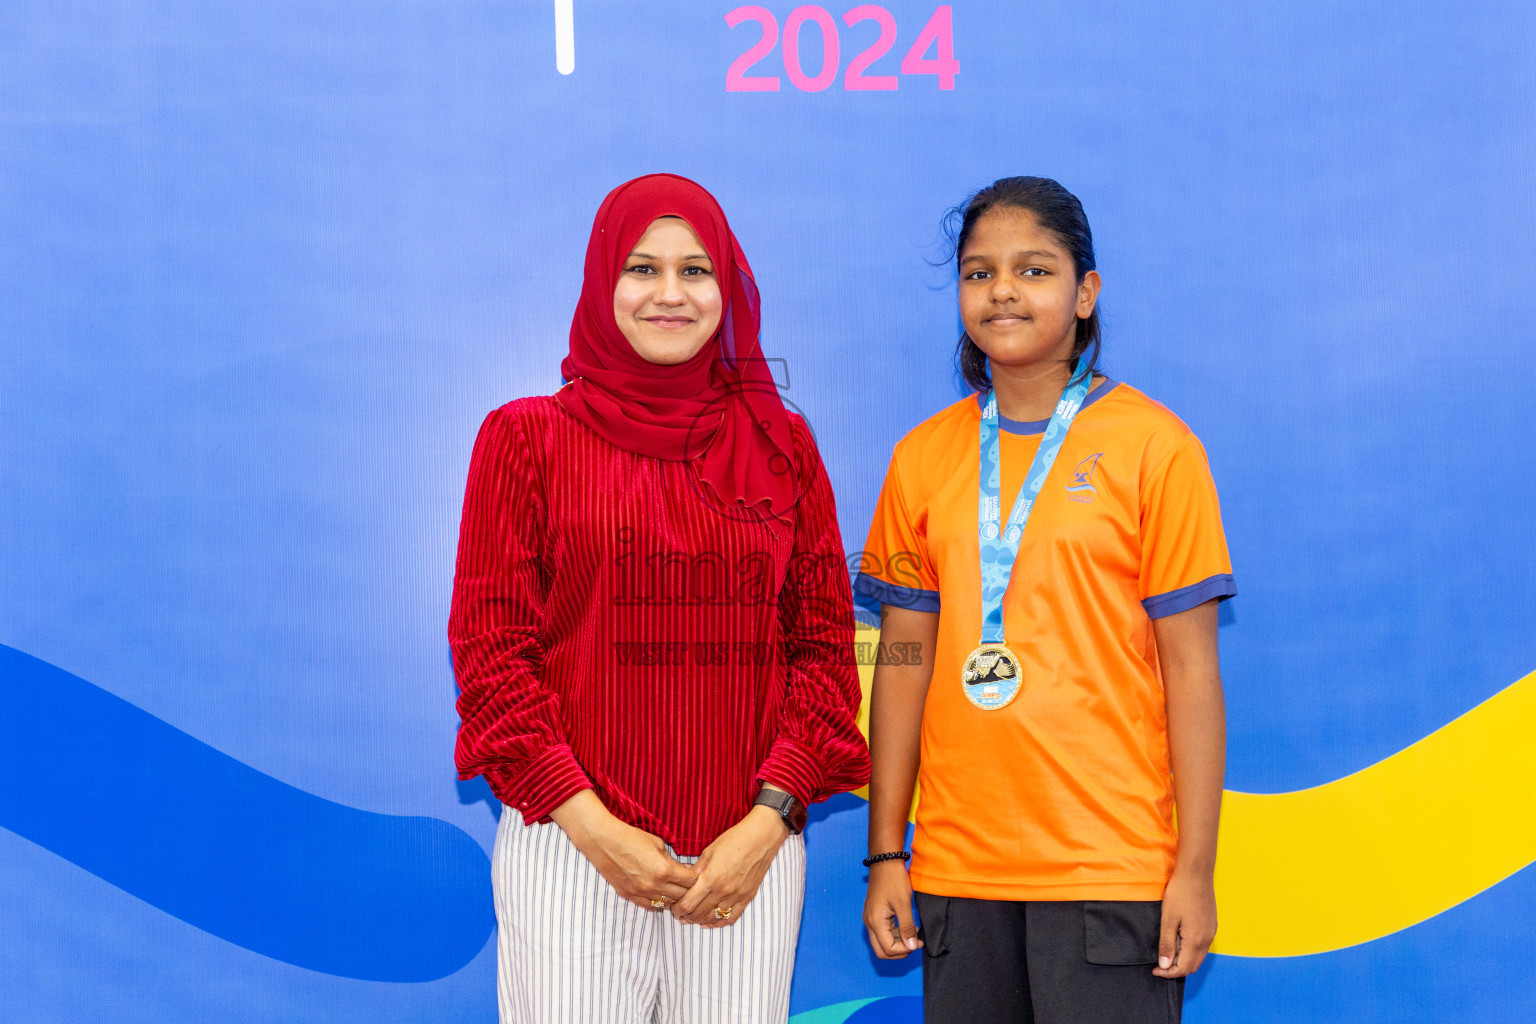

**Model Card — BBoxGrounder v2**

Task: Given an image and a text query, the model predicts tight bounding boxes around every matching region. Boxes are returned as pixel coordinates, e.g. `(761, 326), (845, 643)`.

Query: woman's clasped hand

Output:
(550, 791), (699, 911)
(551, 788), (791, 926)
(670, 799), (791, 928)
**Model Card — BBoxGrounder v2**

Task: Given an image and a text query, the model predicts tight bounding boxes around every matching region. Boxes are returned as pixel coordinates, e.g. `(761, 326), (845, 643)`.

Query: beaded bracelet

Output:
(861, 850), (912, 867)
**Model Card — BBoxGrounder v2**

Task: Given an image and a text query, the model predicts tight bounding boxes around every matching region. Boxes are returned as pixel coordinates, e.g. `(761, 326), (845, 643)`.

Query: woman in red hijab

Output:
(449, 174), (869, 1023)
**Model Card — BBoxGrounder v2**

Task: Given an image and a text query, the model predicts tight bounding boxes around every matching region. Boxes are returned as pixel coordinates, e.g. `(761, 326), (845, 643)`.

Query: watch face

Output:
(785, 800), (808, 834)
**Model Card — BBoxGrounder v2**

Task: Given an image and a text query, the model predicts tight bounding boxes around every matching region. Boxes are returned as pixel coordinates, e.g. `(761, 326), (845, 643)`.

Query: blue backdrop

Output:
(3, 1), (1534, 1021)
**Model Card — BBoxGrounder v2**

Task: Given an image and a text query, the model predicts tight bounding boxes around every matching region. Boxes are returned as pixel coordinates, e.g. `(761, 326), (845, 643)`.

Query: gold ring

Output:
(649, 899), (667, 910)
(712, 906), (733, 921)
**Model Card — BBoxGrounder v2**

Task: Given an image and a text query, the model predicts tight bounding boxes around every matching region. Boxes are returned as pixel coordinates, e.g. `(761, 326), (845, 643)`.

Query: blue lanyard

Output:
(977, 355), (1093, 645)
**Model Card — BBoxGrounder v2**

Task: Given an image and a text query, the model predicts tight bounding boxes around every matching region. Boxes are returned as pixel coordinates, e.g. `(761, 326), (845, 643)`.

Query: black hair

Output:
(943, 176), (1101, 394)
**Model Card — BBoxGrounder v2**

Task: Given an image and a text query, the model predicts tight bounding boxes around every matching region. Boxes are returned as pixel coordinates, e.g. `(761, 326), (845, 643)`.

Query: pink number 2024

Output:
(725, 5), (958, 92)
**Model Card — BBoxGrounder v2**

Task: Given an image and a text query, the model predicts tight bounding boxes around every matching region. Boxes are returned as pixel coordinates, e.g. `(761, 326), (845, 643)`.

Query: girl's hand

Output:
(1154, 870), (1217, 978)
(672, 806), (788, 927)
(552, 791), (698, 911)
(863, 860), (922, 958)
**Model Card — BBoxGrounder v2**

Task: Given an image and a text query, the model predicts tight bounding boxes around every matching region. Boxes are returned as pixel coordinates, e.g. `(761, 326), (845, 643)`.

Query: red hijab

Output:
(556, 174), (796, 517)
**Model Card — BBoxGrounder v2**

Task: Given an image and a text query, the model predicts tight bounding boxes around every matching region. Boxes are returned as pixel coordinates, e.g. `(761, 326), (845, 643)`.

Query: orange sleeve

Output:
(853, 445), (940, 618)
(1138, 432), (1237, 618)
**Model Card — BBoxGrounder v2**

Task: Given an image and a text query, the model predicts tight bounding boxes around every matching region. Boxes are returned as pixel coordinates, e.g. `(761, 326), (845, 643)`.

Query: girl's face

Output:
(958, 207), (1100, 374)
(613, 217), (724, 365)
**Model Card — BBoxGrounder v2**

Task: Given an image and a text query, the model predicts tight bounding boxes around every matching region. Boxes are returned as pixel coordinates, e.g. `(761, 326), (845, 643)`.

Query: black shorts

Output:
(914, 893), (1184, 1024)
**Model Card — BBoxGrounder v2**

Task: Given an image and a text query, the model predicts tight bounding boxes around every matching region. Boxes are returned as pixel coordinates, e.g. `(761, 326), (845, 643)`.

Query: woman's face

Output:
(613, 217), (724, 365)
(958, 207), (1100, 372)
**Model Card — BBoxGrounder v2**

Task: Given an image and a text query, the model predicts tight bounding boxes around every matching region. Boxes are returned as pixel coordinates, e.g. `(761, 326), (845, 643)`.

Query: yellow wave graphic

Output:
(850, 626), (1536, 957)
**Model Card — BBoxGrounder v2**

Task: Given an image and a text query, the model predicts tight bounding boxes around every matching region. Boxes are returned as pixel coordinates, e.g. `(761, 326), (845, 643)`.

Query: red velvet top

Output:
(449, 396), (870, 855)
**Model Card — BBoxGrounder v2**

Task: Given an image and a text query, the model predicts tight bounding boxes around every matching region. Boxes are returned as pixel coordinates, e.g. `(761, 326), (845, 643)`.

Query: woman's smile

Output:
(642, 314), (697, 329)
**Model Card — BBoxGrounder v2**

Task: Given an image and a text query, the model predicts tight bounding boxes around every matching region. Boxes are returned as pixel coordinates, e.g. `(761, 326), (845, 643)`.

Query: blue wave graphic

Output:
(0, 645), (493, 982)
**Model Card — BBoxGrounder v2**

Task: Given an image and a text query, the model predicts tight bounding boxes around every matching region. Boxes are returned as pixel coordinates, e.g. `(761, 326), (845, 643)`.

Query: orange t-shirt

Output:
(856, 379), (1235, 900)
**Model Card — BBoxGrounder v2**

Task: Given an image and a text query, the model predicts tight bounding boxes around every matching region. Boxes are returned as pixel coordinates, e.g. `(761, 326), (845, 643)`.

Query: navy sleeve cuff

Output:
(1142, 573), (1237, 619)
(852, 588), (882, 628)
(854, 573), (941, 614)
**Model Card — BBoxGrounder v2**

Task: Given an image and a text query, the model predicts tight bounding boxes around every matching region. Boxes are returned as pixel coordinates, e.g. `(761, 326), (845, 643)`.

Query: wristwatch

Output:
(753, 787), (807, 835)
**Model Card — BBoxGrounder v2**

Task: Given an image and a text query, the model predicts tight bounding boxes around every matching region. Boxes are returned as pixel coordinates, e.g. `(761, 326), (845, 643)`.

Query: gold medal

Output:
(961, 642), (1022, 710)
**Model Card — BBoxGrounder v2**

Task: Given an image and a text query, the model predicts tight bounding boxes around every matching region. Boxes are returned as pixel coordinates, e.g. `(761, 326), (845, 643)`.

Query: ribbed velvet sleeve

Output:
(756, 423), (871, 806)
(448, 406), (593, 822)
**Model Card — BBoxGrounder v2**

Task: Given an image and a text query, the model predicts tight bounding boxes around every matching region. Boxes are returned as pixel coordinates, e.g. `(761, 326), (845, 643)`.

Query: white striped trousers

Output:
(493, 807), (806, 1024)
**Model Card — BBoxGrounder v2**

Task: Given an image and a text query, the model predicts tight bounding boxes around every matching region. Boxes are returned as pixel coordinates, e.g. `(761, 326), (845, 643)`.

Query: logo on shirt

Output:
(1064, 453), (1104, 503)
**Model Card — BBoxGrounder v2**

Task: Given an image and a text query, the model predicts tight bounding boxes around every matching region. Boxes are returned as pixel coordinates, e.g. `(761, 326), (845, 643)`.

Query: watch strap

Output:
(753, 787), (807, 835)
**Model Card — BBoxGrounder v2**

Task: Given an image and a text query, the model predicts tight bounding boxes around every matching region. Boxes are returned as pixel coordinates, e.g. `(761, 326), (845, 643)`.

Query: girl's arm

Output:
(863, 604), (939, 959)
(1151, 598), (1227, 978)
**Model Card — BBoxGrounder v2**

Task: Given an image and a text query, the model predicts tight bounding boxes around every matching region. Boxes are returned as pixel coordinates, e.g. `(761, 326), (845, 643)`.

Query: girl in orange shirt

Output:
(858, 177), (1232, 1024)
